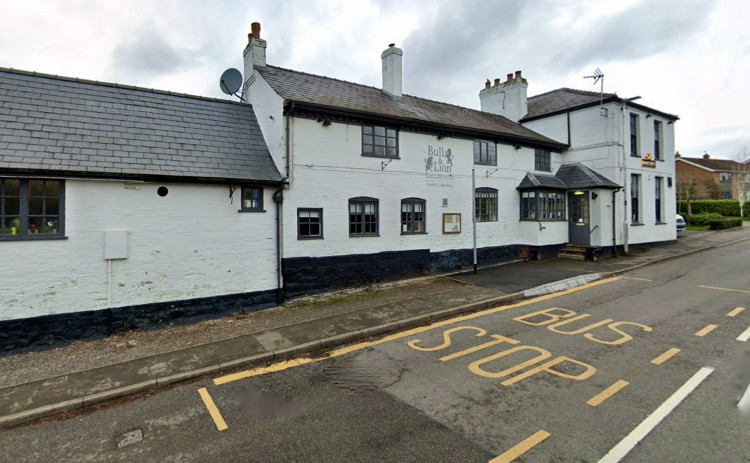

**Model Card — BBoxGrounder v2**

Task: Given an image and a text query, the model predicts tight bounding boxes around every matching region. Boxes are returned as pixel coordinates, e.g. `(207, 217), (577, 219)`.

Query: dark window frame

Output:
(401, 198), (426, 235)
(630, 113), (640, 157)
(349, 196), (379, 237)
(297, 208), (323, 240)
(361, 125), (399, 159)
(631, 174), (641, 224)
(534, 149), (551, 172)
(653, 120), (663, 160)
(520, 189), (566, 221)
(475, 187), (498, 222)
(239, 186), (264, 212)
(655, 176), (663, 223)
(473, 140), (497, 166)
(0, 178), (66, 241)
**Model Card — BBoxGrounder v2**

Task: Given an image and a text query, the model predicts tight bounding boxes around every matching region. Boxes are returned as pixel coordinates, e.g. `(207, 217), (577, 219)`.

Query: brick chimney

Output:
(480, 70), (528, 122)
(381, 44), (403, 97)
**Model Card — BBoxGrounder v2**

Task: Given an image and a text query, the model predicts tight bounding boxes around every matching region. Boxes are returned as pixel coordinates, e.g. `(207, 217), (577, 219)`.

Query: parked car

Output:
(676, 214), (686, 236)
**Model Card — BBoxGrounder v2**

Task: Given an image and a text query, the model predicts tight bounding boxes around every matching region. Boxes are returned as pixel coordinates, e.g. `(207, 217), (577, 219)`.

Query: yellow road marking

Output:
(699, 285), (750, 295)
(490, 430), (551, 463)
(213, 276), (622, 386)
(727, 307), (746, 318)
(694, 324), (718, 337)
(620, 276), (652, 282)
(651, 348), (681, 365)
(197, 387), (228, 431)
(587, 380), (629, 407)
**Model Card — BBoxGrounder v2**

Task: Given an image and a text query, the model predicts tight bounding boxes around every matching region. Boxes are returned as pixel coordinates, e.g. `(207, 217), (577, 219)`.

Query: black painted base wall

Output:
(282, 243), (567, 297)
(0, 289), (276, 355)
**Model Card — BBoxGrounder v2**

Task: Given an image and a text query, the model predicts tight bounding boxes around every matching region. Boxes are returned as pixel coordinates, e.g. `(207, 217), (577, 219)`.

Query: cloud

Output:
(109, 25), (202, 80)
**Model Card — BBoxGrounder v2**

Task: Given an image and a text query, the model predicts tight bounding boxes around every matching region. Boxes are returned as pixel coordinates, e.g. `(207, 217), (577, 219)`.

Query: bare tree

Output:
(676, 173), (700, 215)
(731, 146), (750, 217)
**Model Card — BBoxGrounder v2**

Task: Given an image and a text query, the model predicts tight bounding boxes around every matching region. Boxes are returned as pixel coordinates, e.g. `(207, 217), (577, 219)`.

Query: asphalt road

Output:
(1, 243), (749, 462)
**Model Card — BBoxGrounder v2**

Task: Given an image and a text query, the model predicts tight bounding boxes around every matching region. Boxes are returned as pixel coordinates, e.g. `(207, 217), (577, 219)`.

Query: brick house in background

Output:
(675, 153), (748, 200)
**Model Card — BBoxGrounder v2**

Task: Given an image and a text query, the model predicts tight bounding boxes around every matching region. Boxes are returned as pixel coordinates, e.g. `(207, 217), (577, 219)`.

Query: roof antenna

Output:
(584, 68), (606, 116)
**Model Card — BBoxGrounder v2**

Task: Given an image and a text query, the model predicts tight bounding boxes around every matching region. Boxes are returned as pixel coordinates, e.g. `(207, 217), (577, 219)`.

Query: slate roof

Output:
(677, 156), (741, 172)
(516, 172), (568, 190)
(523, 87), (679, 122)
(256, 66), (567, 151)
(554, 163), (620, 189)
(0, 68), (282, 183)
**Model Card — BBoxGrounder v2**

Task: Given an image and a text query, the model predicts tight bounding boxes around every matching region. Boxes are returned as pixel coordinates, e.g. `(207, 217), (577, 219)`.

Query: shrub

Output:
(677, 200), (743, 217)
(708, 217), (743, 230)
(685, 213), (723, 226)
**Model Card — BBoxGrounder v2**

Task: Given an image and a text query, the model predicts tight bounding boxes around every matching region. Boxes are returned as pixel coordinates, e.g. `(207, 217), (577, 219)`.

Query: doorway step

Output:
(558, 244), (587, 261)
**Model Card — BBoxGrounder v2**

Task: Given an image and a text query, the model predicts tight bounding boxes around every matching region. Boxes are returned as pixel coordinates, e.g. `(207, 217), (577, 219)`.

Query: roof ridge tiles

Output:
(529, 87), (617, 101)
(0, 66), (248, 108)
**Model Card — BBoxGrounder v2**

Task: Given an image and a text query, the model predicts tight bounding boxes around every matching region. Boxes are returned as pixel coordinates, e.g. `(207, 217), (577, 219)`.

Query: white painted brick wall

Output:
(1, 179), (278, 321)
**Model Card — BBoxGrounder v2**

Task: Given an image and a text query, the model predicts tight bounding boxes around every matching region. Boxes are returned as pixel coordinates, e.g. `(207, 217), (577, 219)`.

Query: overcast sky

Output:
(1, 0), (748, 159)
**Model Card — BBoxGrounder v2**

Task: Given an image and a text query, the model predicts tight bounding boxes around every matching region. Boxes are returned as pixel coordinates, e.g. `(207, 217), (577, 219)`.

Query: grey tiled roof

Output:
(257, 66), (567, 150)
(555, 163), (620, 189)
(524, 88), (616, 120)
(516, 172), (567, 190)
(523, 87), (678, 122)
(0, 68), (282, 183)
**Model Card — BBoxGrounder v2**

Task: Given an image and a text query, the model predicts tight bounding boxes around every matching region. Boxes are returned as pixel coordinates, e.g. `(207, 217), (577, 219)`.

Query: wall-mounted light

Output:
(316, 117), (332, 126)
(592, 192), (598, 199)
(514, 145), (522, 150)
(667, 121), (674, 125)
(646, 114), (652, 119)
(573, 190), (585, 196)
(437, 134), (445, 140)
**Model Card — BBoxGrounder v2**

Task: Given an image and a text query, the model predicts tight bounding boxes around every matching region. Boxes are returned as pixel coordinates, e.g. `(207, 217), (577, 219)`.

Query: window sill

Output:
(655, 222), (667, 225)
(238, 209), (267, 213)
(474, 163), (497, 167)
(476, 220), (499, 223)
(400, 232), (428, 236)
(361, 154), (400, 160)
(298, 236), (324, 240)
(0, 235), (68, 242)
(534, 169), (552, 173)
(630, 222), (645, 226)
(349, 234), (380, 238)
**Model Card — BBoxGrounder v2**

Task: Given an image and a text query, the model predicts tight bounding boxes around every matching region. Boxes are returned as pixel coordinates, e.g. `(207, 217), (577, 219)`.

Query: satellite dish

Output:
(219, 68), (242, 95)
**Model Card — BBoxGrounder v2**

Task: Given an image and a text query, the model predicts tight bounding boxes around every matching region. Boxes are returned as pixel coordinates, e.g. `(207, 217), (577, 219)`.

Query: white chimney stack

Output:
(243, 22), (267, 79)
(479, 70), (528, 122)
(381, 44), (403, 98)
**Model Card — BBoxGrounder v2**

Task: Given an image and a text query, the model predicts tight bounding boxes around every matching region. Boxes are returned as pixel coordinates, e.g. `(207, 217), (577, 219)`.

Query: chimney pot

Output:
(515, 70), (522, 79)
(494, 78), (500, 87)
(703, 153), (710, 160)
(675, 151), (681, 158)
(251, 22), (261, 40)
(506, 73), (513, 82)
(485, 79), (491, 89)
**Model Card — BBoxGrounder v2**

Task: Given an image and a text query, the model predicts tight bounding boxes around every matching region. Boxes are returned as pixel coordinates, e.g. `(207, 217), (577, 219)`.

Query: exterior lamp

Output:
(573, 191), (585, 195)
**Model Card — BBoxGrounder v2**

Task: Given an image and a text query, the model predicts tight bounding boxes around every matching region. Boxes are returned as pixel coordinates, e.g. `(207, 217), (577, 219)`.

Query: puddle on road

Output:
(320, 353), (401, 394)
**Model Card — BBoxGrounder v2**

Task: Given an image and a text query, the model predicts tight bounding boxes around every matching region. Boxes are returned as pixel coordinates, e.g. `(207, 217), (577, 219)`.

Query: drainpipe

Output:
(273, 186), (284, 304)
(285, 102), (294, 179)
(611, 188), (621, 256)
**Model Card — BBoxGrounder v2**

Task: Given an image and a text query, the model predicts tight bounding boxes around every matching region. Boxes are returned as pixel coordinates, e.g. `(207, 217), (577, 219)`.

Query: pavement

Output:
(1, 225), (749, 429)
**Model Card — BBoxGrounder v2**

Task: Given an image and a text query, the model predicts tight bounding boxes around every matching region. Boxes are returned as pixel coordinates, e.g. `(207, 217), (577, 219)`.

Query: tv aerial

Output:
(219, 68), (243, 100)
(584, 68), (606, 116)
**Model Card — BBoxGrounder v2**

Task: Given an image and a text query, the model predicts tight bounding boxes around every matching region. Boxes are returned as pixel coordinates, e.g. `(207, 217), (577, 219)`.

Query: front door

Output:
(568, 191), (590, 246)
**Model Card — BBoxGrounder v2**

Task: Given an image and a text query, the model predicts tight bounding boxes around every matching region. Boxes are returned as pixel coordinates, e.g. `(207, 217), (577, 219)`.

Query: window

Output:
(473, 140), (496, 166)
(362, 125), (398, 158)
(0, 178), (64, 239)
(631, 174), (641, 223)
(720, 172), (731, 183)
(654, 121), (663, 160)
(240, 187), (263, 211)
(722, 191), (732, 199)
(520, 190), (565, 221)
(655, 176), (663, 223)
(475, 187), (498, 222)
(630, 114), (639, 156)
(534, 149), (551, 172)
(349, 197), (378, 236)
(401, 198), (426, 234)
(298, 208), (323, 239)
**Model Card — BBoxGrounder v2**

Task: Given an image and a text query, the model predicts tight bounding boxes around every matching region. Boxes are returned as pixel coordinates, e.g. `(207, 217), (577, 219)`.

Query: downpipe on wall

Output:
(273, 186), (285, 304)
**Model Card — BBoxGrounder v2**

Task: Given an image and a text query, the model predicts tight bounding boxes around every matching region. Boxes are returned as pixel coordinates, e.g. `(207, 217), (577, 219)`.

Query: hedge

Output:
(709, 217), (743, 230)
(685, 213), (723, 226)
(677, 200), (750, 217)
